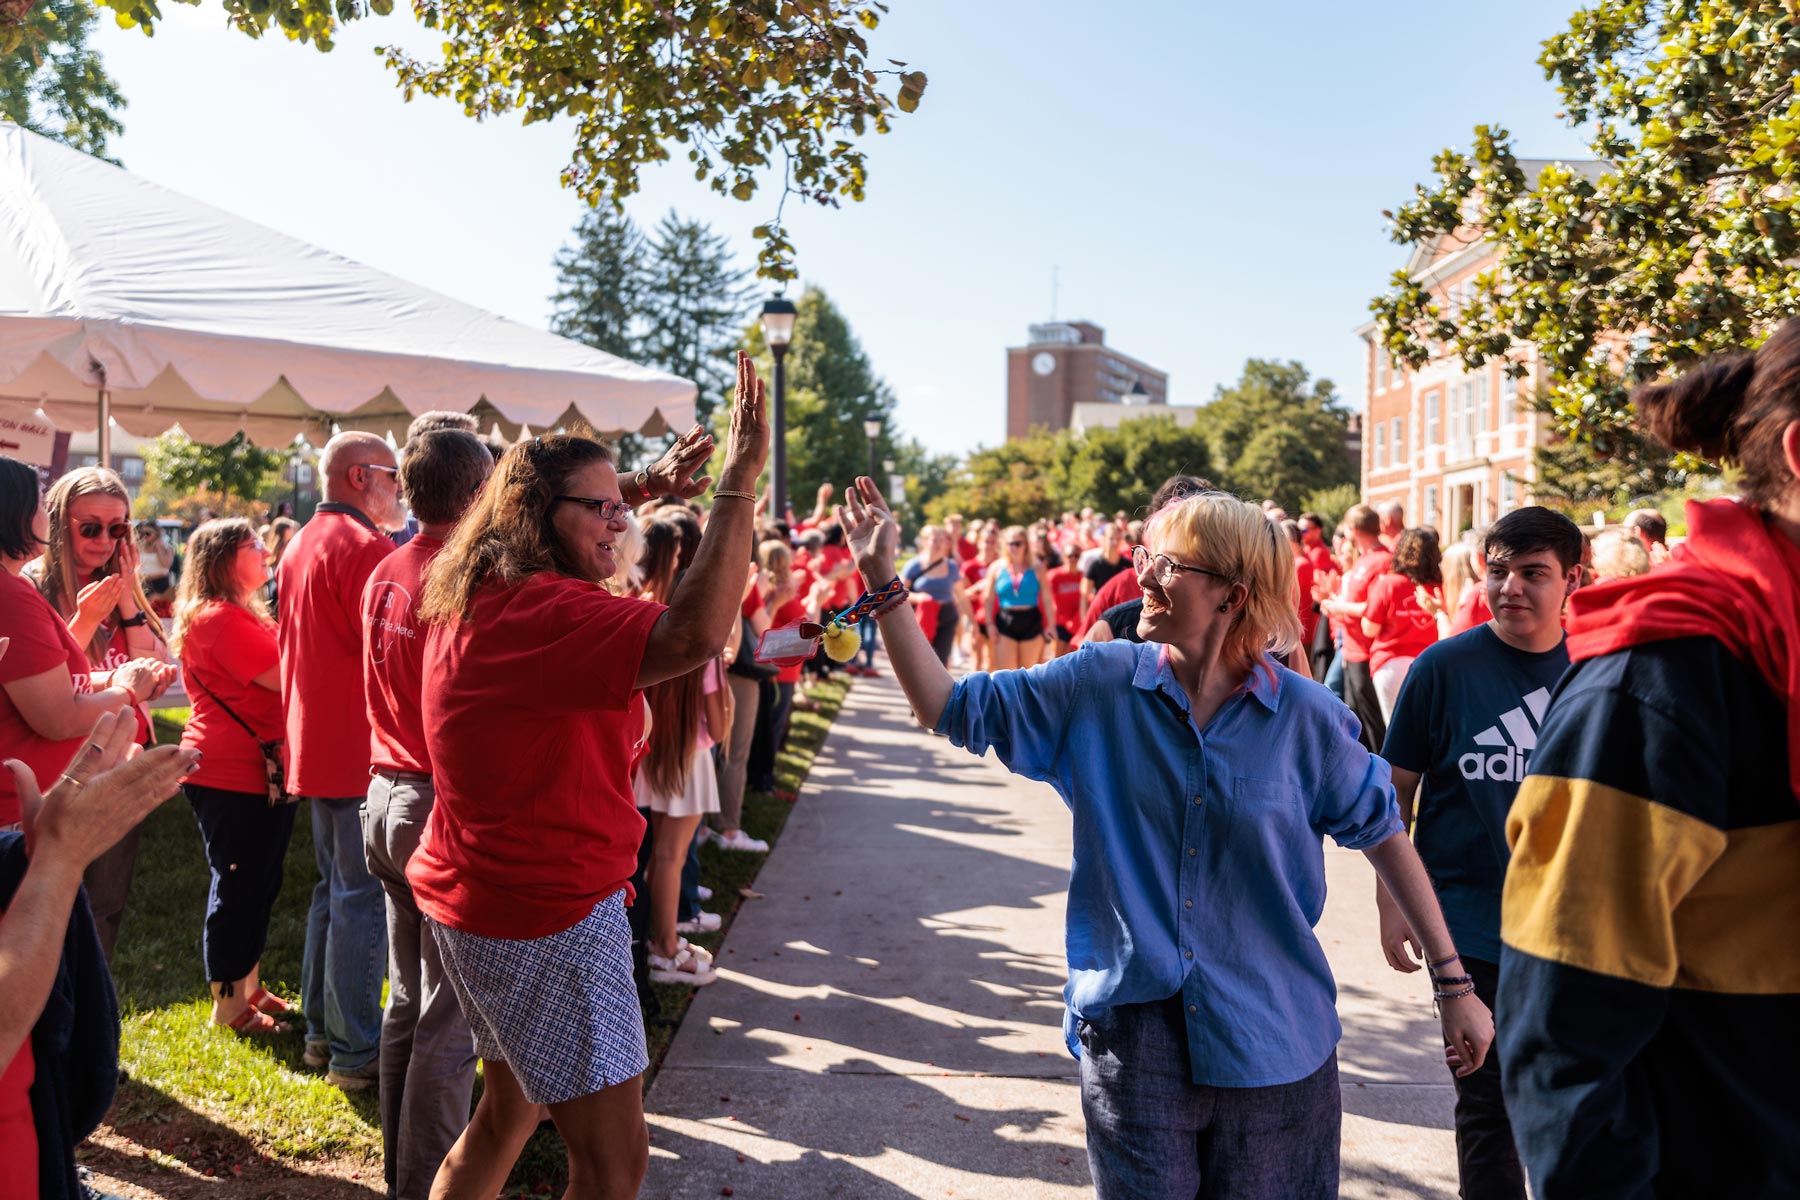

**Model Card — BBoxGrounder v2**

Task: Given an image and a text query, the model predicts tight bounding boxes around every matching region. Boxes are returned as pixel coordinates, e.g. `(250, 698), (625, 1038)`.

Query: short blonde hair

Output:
(1147, 492), (1303, 664)
(1590, 530), (1650, 582)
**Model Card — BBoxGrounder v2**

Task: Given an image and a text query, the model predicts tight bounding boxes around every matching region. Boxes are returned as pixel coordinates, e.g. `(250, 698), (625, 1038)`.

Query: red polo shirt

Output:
(409, 574), (666, 939)
(363, 533), (443, 775)
(278, 505), (394, 798)
(180, 602), (283, 796)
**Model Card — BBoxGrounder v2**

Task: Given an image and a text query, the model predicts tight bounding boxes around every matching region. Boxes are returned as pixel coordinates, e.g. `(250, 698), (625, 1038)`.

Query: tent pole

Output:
(96, 387), (112, 469)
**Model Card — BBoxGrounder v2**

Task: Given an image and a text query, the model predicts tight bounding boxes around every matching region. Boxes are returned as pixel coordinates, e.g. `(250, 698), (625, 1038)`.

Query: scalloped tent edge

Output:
(0, 122), (696, 459)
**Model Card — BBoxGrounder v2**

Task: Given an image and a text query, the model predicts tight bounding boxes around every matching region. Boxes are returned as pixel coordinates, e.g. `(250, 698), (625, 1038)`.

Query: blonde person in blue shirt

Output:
(839, 478), (1493, 1200)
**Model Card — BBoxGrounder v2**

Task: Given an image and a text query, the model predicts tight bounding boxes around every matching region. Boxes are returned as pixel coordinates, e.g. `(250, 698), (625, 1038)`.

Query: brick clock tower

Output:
(1005, 321), (1168, 440)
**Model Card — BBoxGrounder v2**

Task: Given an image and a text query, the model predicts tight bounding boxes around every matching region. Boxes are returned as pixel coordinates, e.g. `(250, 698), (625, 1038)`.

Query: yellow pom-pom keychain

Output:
(820, 622), (861, 662)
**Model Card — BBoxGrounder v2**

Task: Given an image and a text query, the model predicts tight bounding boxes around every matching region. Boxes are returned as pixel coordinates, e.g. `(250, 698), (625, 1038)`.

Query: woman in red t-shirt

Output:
(35, 467), (177, 959)
(1362, 528), (1445, 722)
(408, 357), (768, 1198)
(1044, 547), (1086, 657)
(962, 523), (1001, 672)
(172, 520), (299, 1036)
(756, 539), (808, 780)
(0, 458), (166, 833)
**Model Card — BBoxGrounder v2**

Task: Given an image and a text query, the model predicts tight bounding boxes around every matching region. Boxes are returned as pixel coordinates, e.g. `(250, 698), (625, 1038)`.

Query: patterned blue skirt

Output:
(428, 890), (648, 1105)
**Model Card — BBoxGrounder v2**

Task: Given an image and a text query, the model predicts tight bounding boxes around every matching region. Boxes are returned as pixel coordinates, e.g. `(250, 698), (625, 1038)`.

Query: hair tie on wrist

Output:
(1426, 953), (1461, 970)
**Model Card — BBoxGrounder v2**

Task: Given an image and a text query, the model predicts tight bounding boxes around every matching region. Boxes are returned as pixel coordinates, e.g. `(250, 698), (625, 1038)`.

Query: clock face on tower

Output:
(1031, 352), (1057, 377)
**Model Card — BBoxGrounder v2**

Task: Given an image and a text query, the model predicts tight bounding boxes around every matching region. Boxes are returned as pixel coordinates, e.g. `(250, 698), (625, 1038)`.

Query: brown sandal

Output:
(226, 1007), (290, 1037)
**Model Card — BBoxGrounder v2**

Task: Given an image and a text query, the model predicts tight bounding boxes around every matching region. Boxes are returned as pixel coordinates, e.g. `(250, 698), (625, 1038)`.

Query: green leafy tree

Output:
(1199, 359), (1355, 507)
(44, 0), (927, 280)
(1299, 483), (1360, 532)
(1048, 416), (1215, 517)
(639, 211), (755, 427)
(732, 286), (898, 516)
(1370, 0), (1800, 463)
(549, 207), (645, 362)
(0, 0), (124, 160)
(137, 430), (288, 515)
(925, 429), (1065, 528)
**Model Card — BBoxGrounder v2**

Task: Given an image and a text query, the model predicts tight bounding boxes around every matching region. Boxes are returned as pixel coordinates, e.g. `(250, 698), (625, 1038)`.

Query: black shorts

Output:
(994, 607), (1045, 642)
(1055, 624), (1075, 643)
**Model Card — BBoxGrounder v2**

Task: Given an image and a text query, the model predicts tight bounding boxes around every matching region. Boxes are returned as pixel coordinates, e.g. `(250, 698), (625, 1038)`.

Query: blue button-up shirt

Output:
(935, 640), (1402, 1087)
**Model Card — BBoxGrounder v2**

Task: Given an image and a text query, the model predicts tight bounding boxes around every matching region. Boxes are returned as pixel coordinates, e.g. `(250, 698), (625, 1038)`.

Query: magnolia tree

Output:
(9, 0), (926, 280)
(1371, 0), (1800, 467)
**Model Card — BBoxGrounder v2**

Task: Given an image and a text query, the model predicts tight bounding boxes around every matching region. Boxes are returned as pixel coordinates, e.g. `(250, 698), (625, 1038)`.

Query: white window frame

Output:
(1426, 391), (1440, 445)
(1390, 417), (1405, 467)
(1500, 372), (1517, 425)
(1374, 422), (1387, 469)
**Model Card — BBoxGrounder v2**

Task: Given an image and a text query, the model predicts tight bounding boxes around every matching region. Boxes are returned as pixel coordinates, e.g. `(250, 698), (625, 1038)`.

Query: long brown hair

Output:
(41, 467), (166, 661)
(642, 664), (706, 797)
(1636, 316), (1800, 509)
(420, 434), (614, 623)
(171, 519), (270, 653)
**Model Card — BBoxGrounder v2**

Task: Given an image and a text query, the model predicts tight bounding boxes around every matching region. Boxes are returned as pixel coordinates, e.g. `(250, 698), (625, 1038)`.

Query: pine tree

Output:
(548, 208), (646, 362)
(639, 212), (754, 426)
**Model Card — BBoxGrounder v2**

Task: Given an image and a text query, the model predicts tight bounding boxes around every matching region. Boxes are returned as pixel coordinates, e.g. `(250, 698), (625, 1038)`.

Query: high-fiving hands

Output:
(837, 477), (900, 587)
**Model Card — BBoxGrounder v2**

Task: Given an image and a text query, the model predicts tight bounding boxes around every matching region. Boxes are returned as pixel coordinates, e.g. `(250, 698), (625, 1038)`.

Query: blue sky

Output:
(89, 0), (1591, 457)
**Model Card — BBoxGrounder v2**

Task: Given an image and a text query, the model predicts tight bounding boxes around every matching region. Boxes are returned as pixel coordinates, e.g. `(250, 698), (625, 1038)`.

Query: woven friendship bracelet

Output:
(832, 577), (908, 627)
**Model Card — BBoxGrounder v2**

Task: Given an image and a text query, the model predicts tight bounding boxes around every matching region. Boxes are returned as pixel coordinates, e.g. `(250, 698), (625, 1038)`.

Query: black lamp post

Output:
(863, 418), (882, 481)
(759, 296), (798, 520)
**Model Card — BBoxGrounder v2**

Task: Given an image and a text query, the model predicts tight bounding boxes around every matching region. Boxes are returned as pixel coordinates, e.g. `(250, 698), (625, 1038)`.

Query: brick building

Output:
(1005, 321), (1169, 440)
(1357, 159), (1608, 536)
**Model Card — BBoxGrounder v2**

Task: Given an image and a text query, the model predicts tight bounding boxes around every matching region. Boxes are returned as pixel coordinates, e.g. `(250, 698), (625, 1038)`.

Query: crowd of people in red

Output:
(0, 316), (1796, 1200)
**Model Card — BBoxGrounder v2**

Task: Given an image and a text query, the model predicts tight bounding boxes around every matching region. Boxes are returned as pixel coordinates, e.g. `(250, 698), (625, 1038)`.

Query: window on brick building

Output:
(1374, 422), (1387, 469)
(1500, 371), (1517, 425)
(1476, 375), (1489, 436)
(1426, 391), (1440, 444)
(1376, 347), (1389, 393)
(1500, 474), (1517, 513)
(1424, 484), (1440, 526)
(1391, 418), (1404, 467)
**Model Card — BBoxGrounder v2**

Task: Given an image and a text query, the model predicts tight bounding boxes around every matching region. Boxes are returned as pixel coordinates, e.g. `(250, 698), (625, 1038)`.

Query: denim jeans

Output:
(186, 784), (297, 984)
(1321, 640), (1347, 700)
(301, 795), (386, 1073)
(1079, 996), (1341, 1200)
(363, 773), (477, 1200)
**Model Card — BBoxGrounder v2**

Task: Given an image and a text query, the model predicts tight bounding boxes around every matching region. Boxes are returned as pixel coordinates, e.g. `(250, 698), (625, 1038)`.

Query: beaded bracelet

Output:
(1430, 973), (1473, 988)
(1433, 981), (1477, 1002)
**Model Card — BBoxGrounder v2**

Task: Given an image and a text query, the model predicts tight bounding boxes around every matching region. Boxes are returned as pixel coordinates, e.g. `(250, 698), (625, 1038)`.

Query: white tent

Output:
(0, 123), (696, 462)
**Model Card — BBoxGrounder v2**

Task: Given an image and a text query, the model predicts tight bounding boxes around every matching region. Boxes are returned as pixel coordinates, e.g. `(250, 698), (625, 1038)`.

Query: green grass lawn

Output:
(95, 679), (848, 1194)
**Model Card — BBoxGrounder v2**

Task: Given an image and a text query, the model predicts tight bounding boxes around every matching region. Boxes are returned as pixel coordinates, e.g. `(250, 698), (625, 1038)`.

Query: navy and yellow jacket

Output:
(1499, 635), (1800, 1199)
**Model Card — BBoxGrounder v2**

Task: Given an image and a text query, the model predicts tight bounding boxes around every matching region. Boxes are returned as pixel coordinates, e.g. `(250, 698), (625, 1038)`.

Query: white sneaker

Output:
(677, 910), (723, 934)
(697, 884), (714, 901)
(713, 829), (770, 853)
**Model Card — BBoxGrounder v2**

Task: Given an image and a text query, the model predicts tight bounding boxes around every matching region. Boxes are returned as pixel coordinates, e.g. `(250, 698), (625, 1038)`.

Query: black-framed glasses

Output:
(556, 495), (633, 522)
(77, 520), (130, 541)
(1131, 544), (1231, 587)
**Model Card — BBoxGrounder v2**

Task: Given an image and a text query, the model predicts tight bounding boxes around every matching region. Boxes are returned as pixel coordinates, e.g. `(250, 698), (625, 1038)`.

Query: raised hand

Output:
(645, 424), (716, 499)
(838, 477), (899, 585)
(720, 351), (770, 491)
(11, 708), (197, 863)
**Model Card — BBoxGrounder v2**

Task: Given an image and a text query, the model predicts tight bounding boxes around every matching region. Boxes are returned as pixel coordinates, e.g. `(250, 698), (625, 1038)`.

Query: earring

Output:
(1217, 603), (1230, 613)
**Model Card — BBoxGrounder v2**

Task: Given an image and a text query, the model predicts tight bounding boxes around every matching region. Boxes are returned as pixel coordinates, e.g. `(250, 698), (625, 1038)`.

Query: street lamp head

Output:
(760, 296), (798, 349)
(863, 418), (883, 440)
(883, 459), (897, 474)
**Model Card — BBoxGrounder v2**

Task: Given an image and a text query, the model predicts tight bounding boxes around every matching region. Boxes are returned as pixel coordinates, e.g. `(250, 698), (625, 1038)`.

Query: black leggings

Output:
(994, 606), (1044, 642)
(928, 609), (959, 665)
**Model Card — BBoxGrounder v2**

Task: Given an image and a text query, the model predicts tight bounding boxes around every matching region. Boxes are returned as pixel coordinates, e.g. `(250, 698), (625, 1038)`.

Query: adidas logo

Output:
(1458, 688), (1552, 783)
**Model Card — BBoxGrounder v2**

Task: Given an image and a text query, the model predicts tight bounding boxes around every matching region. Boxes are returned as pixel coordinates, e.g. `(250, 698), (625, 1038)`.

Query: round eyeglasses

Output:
(1131, 545), (1232, 588)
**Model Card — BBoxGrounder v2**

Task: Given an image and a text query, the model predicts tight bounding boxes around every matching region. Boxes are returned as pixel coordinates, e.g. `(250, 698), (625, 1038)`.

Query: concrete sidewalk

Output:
(643, 667), (1460, 1199)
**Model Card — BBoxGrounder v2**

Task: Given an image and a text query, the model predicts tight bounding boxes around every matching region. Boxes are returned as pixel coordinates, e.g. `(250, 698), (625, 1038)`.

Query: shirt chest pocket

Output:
(1228, 777), (1309, 835)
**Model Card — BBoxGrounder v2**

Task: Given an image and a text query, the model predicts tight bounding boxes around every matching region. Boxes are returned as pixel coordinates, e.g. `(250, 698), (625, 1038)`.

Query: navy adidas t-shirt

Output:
(1382, 623), (1570, 964)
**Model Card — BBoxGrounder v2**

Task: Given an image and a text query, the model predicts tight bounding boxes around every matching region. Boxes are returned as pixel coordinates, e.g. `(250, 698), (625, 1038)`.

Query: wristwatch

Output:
(118, 612), (149, 628)
(633, 469), (651, 500)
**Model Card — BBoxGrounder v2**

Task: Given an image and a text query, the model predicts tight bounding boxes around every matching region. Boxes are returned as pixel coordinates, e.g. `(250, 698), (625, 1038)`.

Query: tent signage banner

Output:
(0, 403), (56, 466)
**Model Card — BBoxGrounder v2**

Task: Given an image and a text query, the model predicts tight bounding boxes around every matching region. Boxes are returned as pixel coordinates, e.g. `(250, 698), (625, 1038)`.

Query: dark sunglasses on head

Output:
(78, 521), (131, 541)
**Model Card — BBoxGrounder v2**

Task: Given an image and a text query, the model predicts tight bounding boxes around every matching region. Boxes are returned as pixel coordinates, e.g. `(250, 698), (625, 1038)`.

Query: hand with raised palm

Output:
(838, 477), (900, 586)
